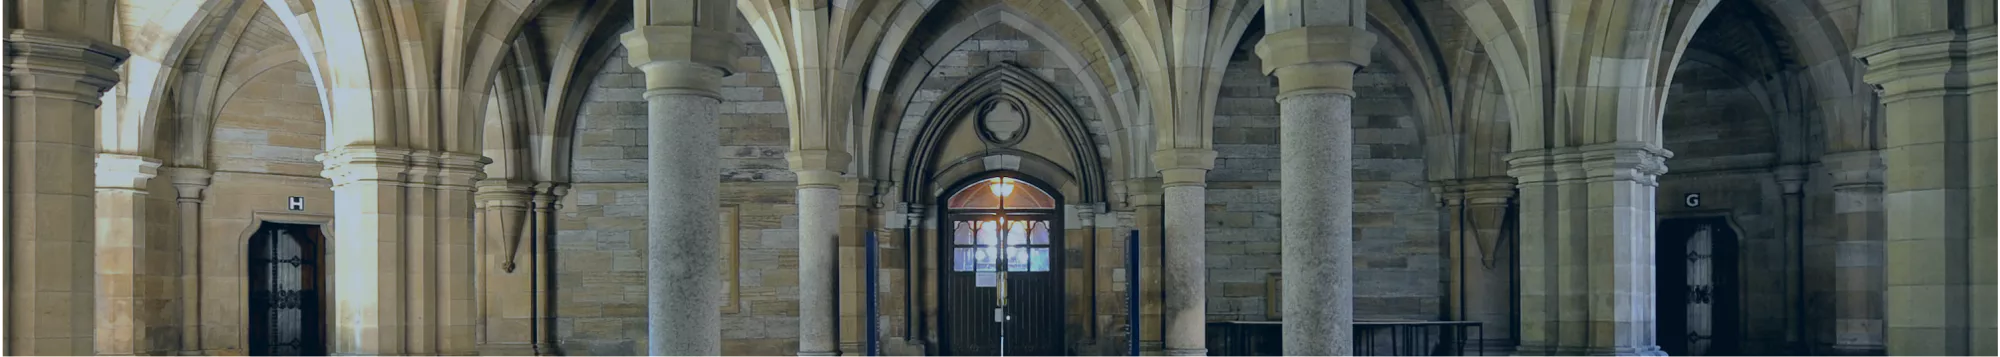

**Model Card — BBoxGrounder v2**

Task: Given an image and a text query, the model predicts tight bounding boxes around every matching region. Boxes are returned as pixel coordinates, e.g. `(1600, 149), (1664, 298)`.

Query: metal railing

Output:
(1206, 319), (1485, 356)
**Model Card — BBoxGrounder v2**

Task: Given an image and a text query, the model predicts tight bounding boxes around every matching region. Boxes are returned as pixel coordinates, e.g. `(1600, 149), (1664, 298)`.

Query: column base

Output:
(1517, 345), (1664, 356)
(1818, 344), (1886, 356)
(1165, 347), (1208, 356)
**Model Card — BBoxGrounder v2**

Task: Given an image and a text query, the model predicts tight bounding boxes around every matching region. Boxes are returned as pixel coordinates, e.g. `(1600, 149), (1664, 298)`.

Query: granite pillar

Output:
(620, 13), (735, 353)
(94, 153), (164, 355)
(792, 167), (845, 356)
(1435, 177), (1517, 353)
(1254, 24), (1375, 356)
(1155, 150), (1215, 356)
(167, 167), (212, 356)
(4, 28), (126, 356)
(1507, 144), (1670, 356)
(1813, 151), (1890, 355)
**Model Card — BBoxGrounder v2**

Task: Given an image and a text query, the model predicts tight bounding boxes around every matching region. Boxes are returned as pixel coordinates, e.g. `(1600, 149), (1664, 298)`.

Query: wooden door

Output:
(248, 223), (325, 356)
(1656, 217), (1738, 356)
(941, 213), (1063, 356)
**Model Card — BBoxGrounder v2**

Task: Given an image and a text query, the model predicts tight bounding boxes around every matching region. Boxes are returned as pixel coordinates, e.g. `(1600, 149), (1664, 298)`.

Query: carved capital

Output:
(5, 30), (128, 103)
(1152, 148), (1217, 187)
(1578, 143), (1673, 186)
(1254, 25), (1376, 97)
(317, 146), (413, 187)
(788, 149), (852, 188)
(163, 166), (213, 201)
(620, 25), (737, 98)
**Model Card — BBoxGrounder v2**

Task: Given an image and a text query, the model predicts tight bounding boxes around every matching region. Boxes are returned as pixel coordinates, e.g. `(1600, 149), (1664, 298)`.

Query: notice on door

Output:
(976, 272), (997, 287)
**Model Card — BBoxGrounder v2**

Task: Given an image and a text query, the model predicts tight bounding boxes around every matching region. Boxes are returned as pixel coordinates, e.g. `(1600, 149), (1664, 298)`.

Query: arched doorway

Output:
(1656, 217), (1740, 356)
(937, 174), (1065, 356)
(246, 222), (326, 356)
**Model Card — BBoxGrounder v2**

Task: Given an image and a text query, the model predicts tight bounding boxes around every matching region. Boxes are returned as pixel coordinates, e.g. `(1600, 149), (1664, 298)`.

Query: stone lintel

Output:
(620, 25), (737, 98)
(1254, 25), (1376, 97)
(94, 153), (162, 191)
(1152, 148), (1217, 187)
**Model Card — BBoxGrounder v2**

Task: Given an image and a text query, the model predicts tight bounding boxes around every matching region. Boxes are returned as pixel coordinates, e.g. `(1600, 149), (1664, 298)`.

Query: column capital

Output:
(1854, 27), (1997, 99)
(1774, 164), (1809, 194)
(1254, 25), (1376, 97)
(475, 180), (536, 207)
(1430, 176), (1516, 207)
(1578, 143), (1673, 186)
(788, 149), (852, 188)
(1152, 148), (1216, 187)
(95, 153), (162, 191)
(438, 151), (492, 190)
(1124, 177), (1164, 207)
(840, 178), (878, 208)
(620, 25), (737, 98)
(318, 146), (413, 187)
(163, 166), (213, 201)
(5, 29), (128, 101)
(1822, 150), (1886, 189)
(1503, 147), (1584, 184)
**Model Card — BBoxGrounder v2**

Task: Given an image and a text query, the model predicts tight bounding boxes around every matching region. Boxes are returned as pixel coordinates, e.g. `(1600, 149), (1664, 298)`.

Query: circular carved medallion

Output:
(978, 98), (1029, 146)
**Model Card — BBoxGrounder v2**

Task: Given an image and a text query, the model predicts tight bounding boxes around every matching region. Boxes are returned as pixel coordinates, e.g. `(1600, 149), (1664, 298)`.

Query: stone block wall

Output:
(192, 61), (336, 354)
(553, 23), (801, 356)
(1205, 45), (1443, 322)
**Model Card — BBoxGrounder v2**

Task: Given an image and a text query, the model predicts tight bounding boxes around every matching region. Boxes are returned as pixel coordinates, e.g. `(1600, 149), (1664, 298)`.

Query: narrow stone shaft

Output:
(94, 153), (163, 355)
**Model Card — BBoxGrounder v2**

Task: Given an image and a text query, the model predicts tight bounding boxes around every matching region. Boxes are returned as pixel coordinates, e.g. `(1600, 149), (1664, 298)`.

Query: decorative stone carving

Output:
(977, 98), (1029, 146)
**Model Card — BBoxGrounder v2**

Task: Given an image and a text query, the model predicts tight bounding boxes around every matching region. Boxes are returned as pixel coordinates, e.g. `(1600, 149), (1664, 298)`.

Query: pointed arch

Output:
(901, 64), (1109, 205)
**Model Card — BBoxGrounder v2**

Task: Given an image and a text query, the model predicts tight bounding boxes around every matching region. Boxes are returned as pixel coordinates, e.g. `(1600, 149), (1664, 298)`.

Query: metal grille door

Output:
(248, 223), (324, 356)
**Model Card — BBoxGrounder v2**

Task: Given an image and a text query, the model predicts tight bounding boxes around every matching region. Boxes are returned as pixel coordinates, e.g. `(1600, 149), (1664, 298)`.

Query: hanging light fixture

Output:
(988, 177), (1016, 198)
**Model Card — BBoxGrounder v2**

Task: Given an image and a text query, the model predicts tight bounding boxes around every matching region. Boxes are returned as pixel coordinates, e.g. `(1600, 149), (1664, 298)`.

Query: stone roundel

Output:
(977, 97), (1029, 147)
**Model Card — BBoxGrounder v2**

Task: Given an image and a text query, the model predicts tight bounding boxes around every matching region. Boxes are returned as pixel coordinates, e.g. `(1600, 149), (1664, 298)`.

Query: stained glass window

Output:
(953, 221), (973, 245)
(1030, 221), (1050, 244)
(953, 248), (975, 272)
(1029, 248), (1050, 272)
(945, 177), (1058, 209)
(1006, 221), (1028, 245)
(976, 221), (997, 246)
(1006, 247), (1031, 272)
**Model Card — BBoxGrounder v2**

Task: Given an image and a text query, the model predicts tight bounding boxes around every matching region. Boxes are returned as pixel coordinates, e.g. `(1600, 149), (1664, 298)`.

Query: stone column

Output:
(403, 154), (442, 355)
(1154, 149), (1215, 356)
(1774, 164), (1809, 354)
(1808, 151), (1888, 355)
(437, 153), (486, 354)
(320, 147), (415, 354)
(1507, 144), (1670, 356)
(1254, 24), (1375, 356)
(1434, 177), (1516, 353)
(1125, 177), (1167, 350)
(620, 20), (736, 355)
(530, 183), (564, 355)
(4, 28), (126, 356)
(1855, 12), (1995, 353)
(95, 153), (164, 355)
(790, 163), (847, 356)
(167, 167), (212, 355)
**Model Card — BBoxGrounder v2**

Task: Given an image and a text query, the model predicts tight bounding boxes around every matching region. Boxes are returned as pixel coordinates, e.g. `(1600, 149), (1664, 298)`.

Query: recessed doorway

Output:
(1656, 217), (1740, 356)
(246, 222), (327, 356)
(937, 174), (1065, 356)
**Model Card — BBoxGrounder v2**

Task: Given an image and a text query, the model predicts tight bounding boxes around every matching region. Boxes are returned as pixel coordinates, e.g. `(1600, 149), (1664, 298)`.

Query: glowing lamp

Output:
(989, 177), (1016, 198)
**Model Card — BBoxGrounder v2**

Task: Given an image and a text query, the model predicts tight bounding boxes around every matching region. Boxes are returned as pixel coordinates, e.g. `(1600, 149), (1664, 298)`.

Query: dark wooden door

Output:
(941, 212), (1064, 356)
(1656, 217), (1738, 356)
(248, 223), (325, 356)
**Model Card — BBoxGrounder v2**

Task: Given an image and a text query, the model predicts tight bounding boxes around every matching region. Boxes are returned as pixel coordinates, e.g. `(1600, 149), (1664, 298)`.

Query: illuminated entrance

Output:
(938, 175), (1064, 356)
